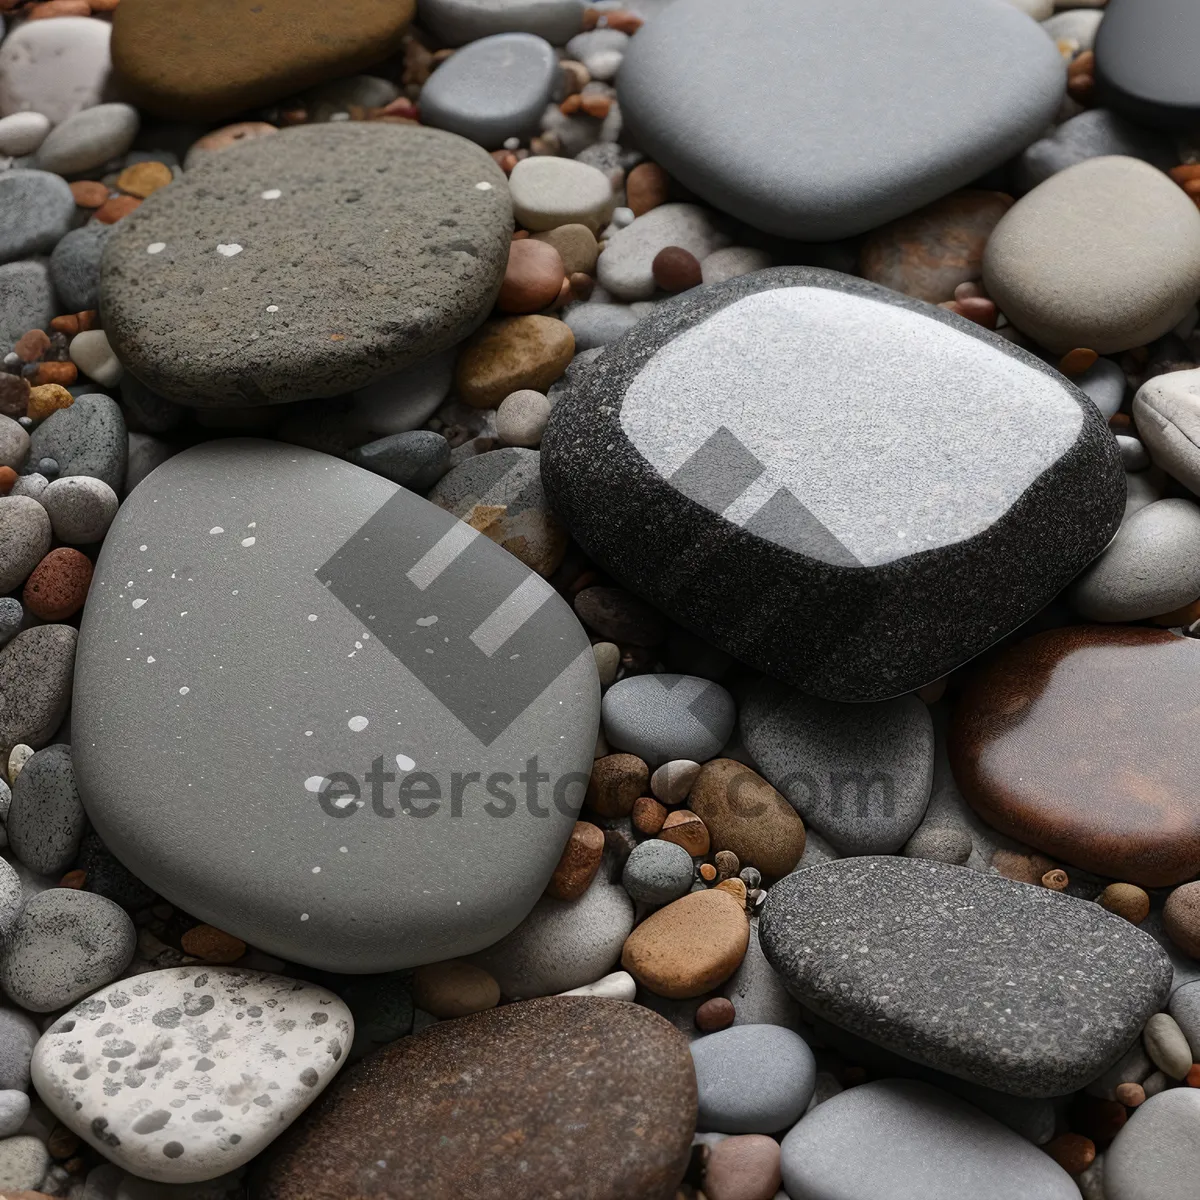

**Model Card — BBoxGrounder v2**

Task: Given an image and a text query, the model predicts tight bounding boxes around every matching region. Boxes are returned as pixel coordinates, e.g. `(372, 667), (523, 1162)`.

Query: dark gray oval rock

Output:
(759, 857), (1173, 1097)
(27, 393), (127, 490)
(0, 495), (51, 593)
(540, 266), (1124, 702)
(71, 439), (599, 972)
(49, 222), (113, 313)
(0, 625), (76, 757)
(101, 123), (513, 406)
(7, 744), (85, 877)
(0, 170), (75, 265)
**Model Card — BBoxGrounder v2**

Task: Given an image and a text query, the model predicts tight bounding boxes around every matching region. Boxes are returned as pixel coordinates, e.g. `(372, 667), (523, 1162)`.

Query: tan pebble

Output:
(27, 0), (91, 18)
(412, 959), (501, 1018)
(455, 315), (575, 408)
(531, 223), (599, 275)
(650, 758), (701, 805)
(26, 383), (74, 422)
(592, 641), (620, 687)
(1164, 880), (1200, 957)
(190, 121), (278, 157)
(69, 180), (109, 208)
(1098, 882), (1150, 924)
(1144, 1011), (1193, 1079)
(545, 820), (605, 900)
(631, 795), (668, 836)
(715, 877), (747, 905)
(498, 239), (566, 314)
(704, 1134), (782, 1200)
(116, 159), (173, 198)
(180, 924), (247, 963)
(625, 161), (670, 217)
(569, 270), (594, 300)
(659, 809), (710, 856)
(495, 388), (551, 446)
(8, 744), (34, 784)
(586, 752), (649, 818)
(1115, 1082), (1145, 1107)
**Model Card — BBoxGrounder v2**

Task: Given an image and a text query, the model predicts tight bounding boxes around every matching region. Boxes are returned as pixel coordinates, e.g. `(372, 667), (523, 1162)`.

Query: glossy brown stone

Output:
(545, 819), (604, 900)
(950, 626), (1200, 886)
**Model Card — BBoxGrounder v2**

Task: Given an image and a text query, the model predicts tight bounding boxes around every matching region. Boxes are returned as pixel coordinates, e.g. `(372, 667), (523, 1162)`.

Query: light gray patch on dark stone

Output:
(669, 424), (764, 512)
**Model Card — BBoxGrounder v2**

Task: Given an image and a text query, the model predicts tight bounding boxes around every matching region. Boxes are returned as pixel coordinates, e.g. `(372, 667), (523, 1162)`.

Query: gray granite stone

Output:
(7, 743), (85, 877)
(541, 267), (1124, 702)
(0, 1134), (49, 1191)
(0, 625), (76, 757)
(622, 838), (694, 905)
(347, 430), (449, 492)
(0, 1007), (38, 1091)
(0, 859), (19, 942)
(1169, 979), (1200, 1059)
(0, 170), (75, 266)
(0, 259), (55, 352)
(0, 495), (51, 593)
(740, 677), (933, 854)
(617, 0), (1065, 239)
(1106, 1087), (1200, 1200)
(0, 1090), (29, 1139)
(759, 857), (1173, 1097)
(419, 33), (558, 150)
(50, 222), (114, 314)
(0, 598), (19, 648)
(27, 393), (127, 490)
(602, 673), (734, 767)
(780, 1080), (1078, 1200)
(101, 123), (512, 406)
(416, 0), (584, 46)
(71, 440), (599, 972)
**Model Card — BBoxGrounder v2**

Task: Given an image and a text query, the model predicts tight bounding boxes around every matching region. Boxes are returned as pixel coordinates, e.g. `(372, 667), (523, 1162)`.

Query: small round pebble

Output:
(0, 1134), (49, 1191)
(348, 431), (450, 491)
(1144, 1012), (1194, 1080)
(0, 1090), (30, 1139)
(696, 996), (736, 1033)
(1099, 882), (1151, 924)
(40, 475), (119, 544)
(652, 245), (703, 291)
(499, 239), (566, 314)
(651, 759), (701, 805)
(622, 838), (695, 905)
(412, 959), (502, 1019)
(508, 156), (616, 233)
(903, 822), (973, 866)
(1165, 881), (1200, 957)
(496, 388), (552, 446)
(592, 640), (620, 687)
(585, 752), (649, 818)
(22, 548), (92, 621)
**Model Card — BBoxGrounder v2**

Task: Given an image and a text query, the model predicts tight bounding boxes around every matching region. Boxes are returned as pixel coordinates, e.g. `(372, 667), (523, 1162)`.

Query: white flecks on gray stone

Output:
(0, 1090), (29, 1138)
(597, 203), (730, 300)
(420, 34), (558, 150)
(415, 0), (584, 47)
(690, 1024), (816, 1134)
(27, 393), (127, 491)
(0, 496), (51, 594)
(0, 259), (56, 352)
(32, 966), (353, 1184)
(350, 349), (455, 436)
(1170, 980), (1200, 1059)
(0, 625), (76, 758)
(564, 301), (639, 350)
(602, 673), (735, 767)
(740, 677), (934, 855)
(0, 1133), (49, 1191)
(0, 414), (29, 472)
(33, 102), (139, 176)
(509, 156), (616, 234)
(1143, 1012), (1193, 1080)
(41, 475), (121, 544)
(70, 329), (124, 389)
(0, 888), (135, 1012)
(0, 1008), (37, 1092)
(1077, 355), (1127, 419)
(7, 744), (85, 877)
(0, 110), (50, 157)
(1069, 499), (1200, 622)
(621, 839), (695, 905)
(468, 863), (634, 999)
(0, 16), (112, 126)
(1133, 366), (1200, 493)
(700, 246), (773, 286)
(0, 170), (75, 266)
(780, 1080), (1079, 1200)
(1105, 1087), (1200, 1200)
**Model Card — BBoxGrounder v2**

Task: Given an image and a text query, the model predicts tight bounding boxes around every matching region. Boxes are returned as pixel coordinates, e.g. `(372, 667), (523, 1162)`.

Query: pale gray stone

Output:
(1106, 1087), (1200, 1200)
(415, 0), (584, 46)
(596, 203), (729, 300)
(602, 673), (734, 767)
(34, 102), (139, 176)
(1134, 365), (1200, 493)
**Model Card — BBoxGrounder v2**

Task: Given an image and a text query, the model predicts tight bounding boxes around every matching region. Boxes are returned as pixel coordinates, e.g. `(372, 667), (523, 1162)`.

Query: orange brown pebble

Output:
(24, 547), (93, 621)
(580, 94), (612, 120)
(1170, 164), (1200, 184)
(0, 467), (16, 496)
(1188, 1064), (1200, 1087)
(14, 329), (50, 362)
(69, 180), (109, 208)
(180, 924), (247, 963)
(652, 246), (702, 292)
(626, 162), (670, 217)
(26, 383), (75, 421)
(498, 239), (565, 314)
(94, 194), (142, 224)
(545, 820), (605, 901)
(89, 0), (120, 9)
(1115, 1082), (1146, 1106)
(31, 361), (77, 387)
(1059, 347), (1098, 375)
(27, 0), (91, 18)
(632, 795), (668, 835)
(58, 869), (86, 889)
(1043, 1134), (1095, 1176)
(604, 10), (643, 33)
(116, 160), (173, 198)
(698, 862), (717, 882)
(659, 809), (710, 856)
(50, 315), (80, 336)
(191, 121), (278, 155)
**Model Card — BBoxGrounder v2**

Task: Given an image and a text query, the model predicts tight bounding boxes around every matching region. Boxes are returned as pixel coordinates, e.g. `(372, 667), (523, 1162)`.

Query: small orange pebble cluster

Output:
(1059, 347), (1098, 376)
(582, 6), (643, 33)
(1066, 49), (1095, 105)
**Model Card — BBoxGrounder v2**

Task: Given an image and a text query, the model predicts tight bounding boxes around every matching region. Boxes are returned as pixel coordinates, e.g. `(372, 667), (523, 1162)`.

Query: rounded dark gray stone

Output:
(601, 673), (734, 767)
(0, 170), (75, 265)
(0, 259), (55, 352)
(7, 743), (86, 877)
(0, 859), (20, 942)
(0, 624), (76, 758)
(540, 266), (1125, 702)
(73, 829), (156, 911)
(101, 123), (514, 407)
(0, 597), (22, 647)
(0, 1007), (38, 1092)
(621, 838), (694, 905)
(759, 857), (1173, 1097)
(347, 430), (450, 492)
(50, 221), (113, 314)
(26, 393), (127, 490)
(617, 0), (1065, 239)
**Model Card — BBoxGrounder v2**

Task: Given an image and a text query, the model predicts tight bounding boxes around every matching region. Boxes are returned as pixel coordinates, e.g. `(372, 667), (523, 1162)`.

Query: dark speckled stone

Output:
(27, 394), (128, 492)
(759, 857), (1172, 1098)
(540, 266), (1124, 702)
(251, 996), (697, 1200)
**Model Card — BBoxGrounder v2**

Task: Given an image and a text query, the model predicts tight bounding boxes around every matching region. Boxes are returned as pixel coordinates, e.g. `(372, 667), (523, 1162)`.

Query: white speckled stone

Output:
(0, 17), (112, 126)
(597, 203), (730, 300)
(0, 1133), (49, 1190)
(32, 967), (353, 1184)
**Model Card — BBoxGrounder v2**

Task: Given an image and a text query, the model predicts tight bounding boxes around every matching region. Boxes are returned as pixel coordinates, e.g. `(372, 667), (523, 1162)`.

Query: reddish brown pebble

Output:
(46, 1124), (80, 1158)
(491, 149), (518, 174)
(1044, 1133), (1095, 1176)
(191, 122), (278, 156)
(632, 794), (668, 835)
(1042, 868), (1069, 891)
(569, 271), (594, 301)
(0, 467), (16, 496)
(180, 924), (247, 963)
(1115, 1082), (1146, 1107)
(498, 239), (566, 314)
(1098, 882), (1151, 924)
(24, 548), (93, 621)
(653, 246), (702, 292)
(374, 96), (419, 121)
(586, 753), (649, 818)
(27, 0), (91, 18)
(95, 195), (142, 224)
(954, 295), (998, 329)
(69, 180), (109, 208)
(50, 315), (80, 336)
(14, 328), (50, 363)
(1170, 164), (1200, 184)
(545, 820), (605, 900)
(991, 849), (1058, 887)
(58, 870), (86, 890)
(582, 6), (600, 29)
(33, 361), (77, 387)
(560, 93), (583, 115)
(75, 310), (98, 331)
(695, 997), (736, 1032)
(580, 93), (611, 119)
(604, 10), (643, 33)
(1188, 1064), (1200, 1087)
(411, 959), (500, 1019)
(0, 373), (29, 419)
(626, 161), (670, 216)
(1060, 347), (1098, 375)
(659, 809), (710, 856)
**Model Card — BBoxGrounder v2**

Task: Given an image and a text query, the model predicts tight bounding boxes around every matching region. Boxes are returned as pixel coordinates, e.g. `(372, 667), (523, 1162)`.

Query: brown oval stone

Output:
(626, 161), (670, 217)
(658, 809), (710, 856)
(1098, 882), (1150, 924)
(859, 190), (1014, 303)
(621, 888), (750, 999)
(31, 361), (77, 388)
(531, 223), (599, 275)
(586, 752), (649, 818)
(497, 238), (565, 314)
(714, 877), (747, 905)
(411, 958), (501, 1018)
(704, 1134), (782, 1200)
(687, 758), (806, 881)
(545, 819), (605, 900)
(455, 316), (575, 409)
(180, 923), (247, 963)
(632, 794), (668, 835)
(950, 626), (1200, 886)
(23, 548), (93, 621)
(695, 996), (735, 1033)
(1164, 881), (1200, 958)
(94, 194), (142, 224)
(69, 181), (110, 209)
(652, 246), (702, 291)
(252, 997), (696, 1200)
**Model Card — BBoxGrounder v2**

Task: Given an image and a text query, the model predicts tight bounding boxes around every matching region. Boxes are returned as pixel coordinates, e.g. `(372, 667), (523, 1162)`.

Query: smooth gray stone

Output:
(1125, 471), (1163, 521)
(50, 222), (113, 313)
(1077, 355), (1126, 419)
(1133, 366), (1200, 493)
(0, 1007), (38, 1091)
(780, 1080), (1078, 1200)
(0, 1088), (30, 1138)
(348, 430), (450, 491)
(601, 673), (735, 767)
(0, 170), (74, 265)
(0, 259), (54, 351)
(0, 625), (76, 757)
(1106, 1088), (1200, 1200)
(419, 33), (558, 150)
(717, 915), (805, 1033)
(123, 431), (177, 497)
(72, 440), (599, 973)
(1117, 434), (1149, 470)
(759, 857), (1173, 1097)
(1169, 979), (1200, 1059)
(351, 349), (454, 435)
(617, 0), (1065, 239)
(691, 1024), (816, 1133)
(1015, 108), (1175, 193)
(33, 102), (138, 176)
(6, 744), (84, 877)
(0, 888), (135, 1012)
(0, 495), (51, 594)
(1070, 498), (1200, 621)
(564, 302), (640, 350)
(740, 677), (933, 855)
(27, 393), (127, 489)
(621, 838), (694, 905)
(416, 0), (584, 46)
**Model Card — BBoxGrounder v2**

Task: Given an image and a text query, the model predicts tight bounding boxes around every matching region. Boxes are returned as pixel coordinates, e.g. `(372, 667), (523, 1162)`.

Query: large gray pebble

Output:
(0, 1008), (38, 1091)
(0, 1133), (49, 1190)
(0, 625), (75, 756)
(0, 496), (51, 594)
(347, 431), (450, 491)
(416, 0), (584, 46)
(0, 414), (29, 472)
(0, 171), (74, 265)
(1169, 979), (1200, 1060)
(740, 677), (934, 855)
(1106, 1087), (1200, 1200)
(596, 203), (729, 301)
(601, 673), (734, 767)
(1078, 356), (1127, 420)
(780, 1079), (1078, 1200)
(468, 864), (634, 998)
(33, 102), (138, 176)
(0, 1089), (29, 1138)
(1133, 365), (1200, 492)
(40, 475), (119, 544)
(0, 887), (135, 1012)
(0, 858), (20, 942)
(690, 1024), (815, 1133)
(7, 744), (85, 877)
(564, 302), (640, 350)
(0, 259), (55, 351)
(50, 222), (114, 313)
(622, 838), (694, 905)
(1070, 498), (1200, 621)
(26, 393), (127, 490)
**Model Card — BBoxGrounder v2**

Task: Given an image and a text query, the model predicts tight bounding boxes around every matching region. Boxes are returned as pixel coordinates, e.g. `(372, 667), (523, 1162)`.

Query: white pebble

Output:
(69, 329), (123, 388)
(558, 970), (637, 1001)
(0, 111), (51, 157)
(496, 389), (551, 447)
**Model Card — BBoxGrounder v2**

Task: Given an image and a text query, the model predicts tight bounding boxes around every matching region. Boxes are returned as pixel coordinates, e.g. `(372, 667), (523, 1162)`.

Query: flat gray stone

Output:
(691, 1024), (815, 1133)
(419, 33), (558, 150)
(33, 101), (139, 176)
(71, 440), (599, 972)
(601, 673), (734, 767)
(7, 743), (85, 877)
(1169, 979), (1200, 1058)
(51, 222), (114, 314)
(1133, 365), (1200, 493)
(0, 1090), (30, 1139)
(415, 0), (584, 46)
(759, 857), (1173, 1097)
(0, 170), (74, 266)
(27, 393), (127, 490)
(0, 495), (51, 593)
(780, 1080), (1078, 1200)
(1106, 1088), (1200, 1200)
(621, 838), (694, 905)
(101, 123), (513, 406)
(0, 625), (76, 757)
(617, 0), (1065, 239)
(0, 259), (55, 352)
(596, 203), (729, 302)
(1078, 355), (1127, 419)
(740, 677), (933, 854)
(350, 349), (454, 435)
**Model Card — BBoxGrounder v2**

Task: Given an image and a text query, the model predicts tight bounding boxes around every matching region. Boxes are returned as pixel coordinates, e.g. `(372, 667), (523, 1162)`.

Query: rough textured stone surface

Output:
(0, 625), (76, 756)
(252, 997), (697, 1200)
(7, 744), (85, 878)
(26, 394), (127, 491)
(50, 223), (113, 315)
(0, 260), (55, 353)
(1105, 1087), (1200, 1200)
(111, 0), (415, 121)
(0, 171), (74, 266)
(72, 440), (598, 972)
(0, 496), (51, 594)
(759, 857), (1172, 1097)
(102, 124), (512, 407)
(541, 267), (1124, 702)
(601, 673), (734, 767)
(617, 0), (1064, 239)
(32, 967), (352, 1184)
